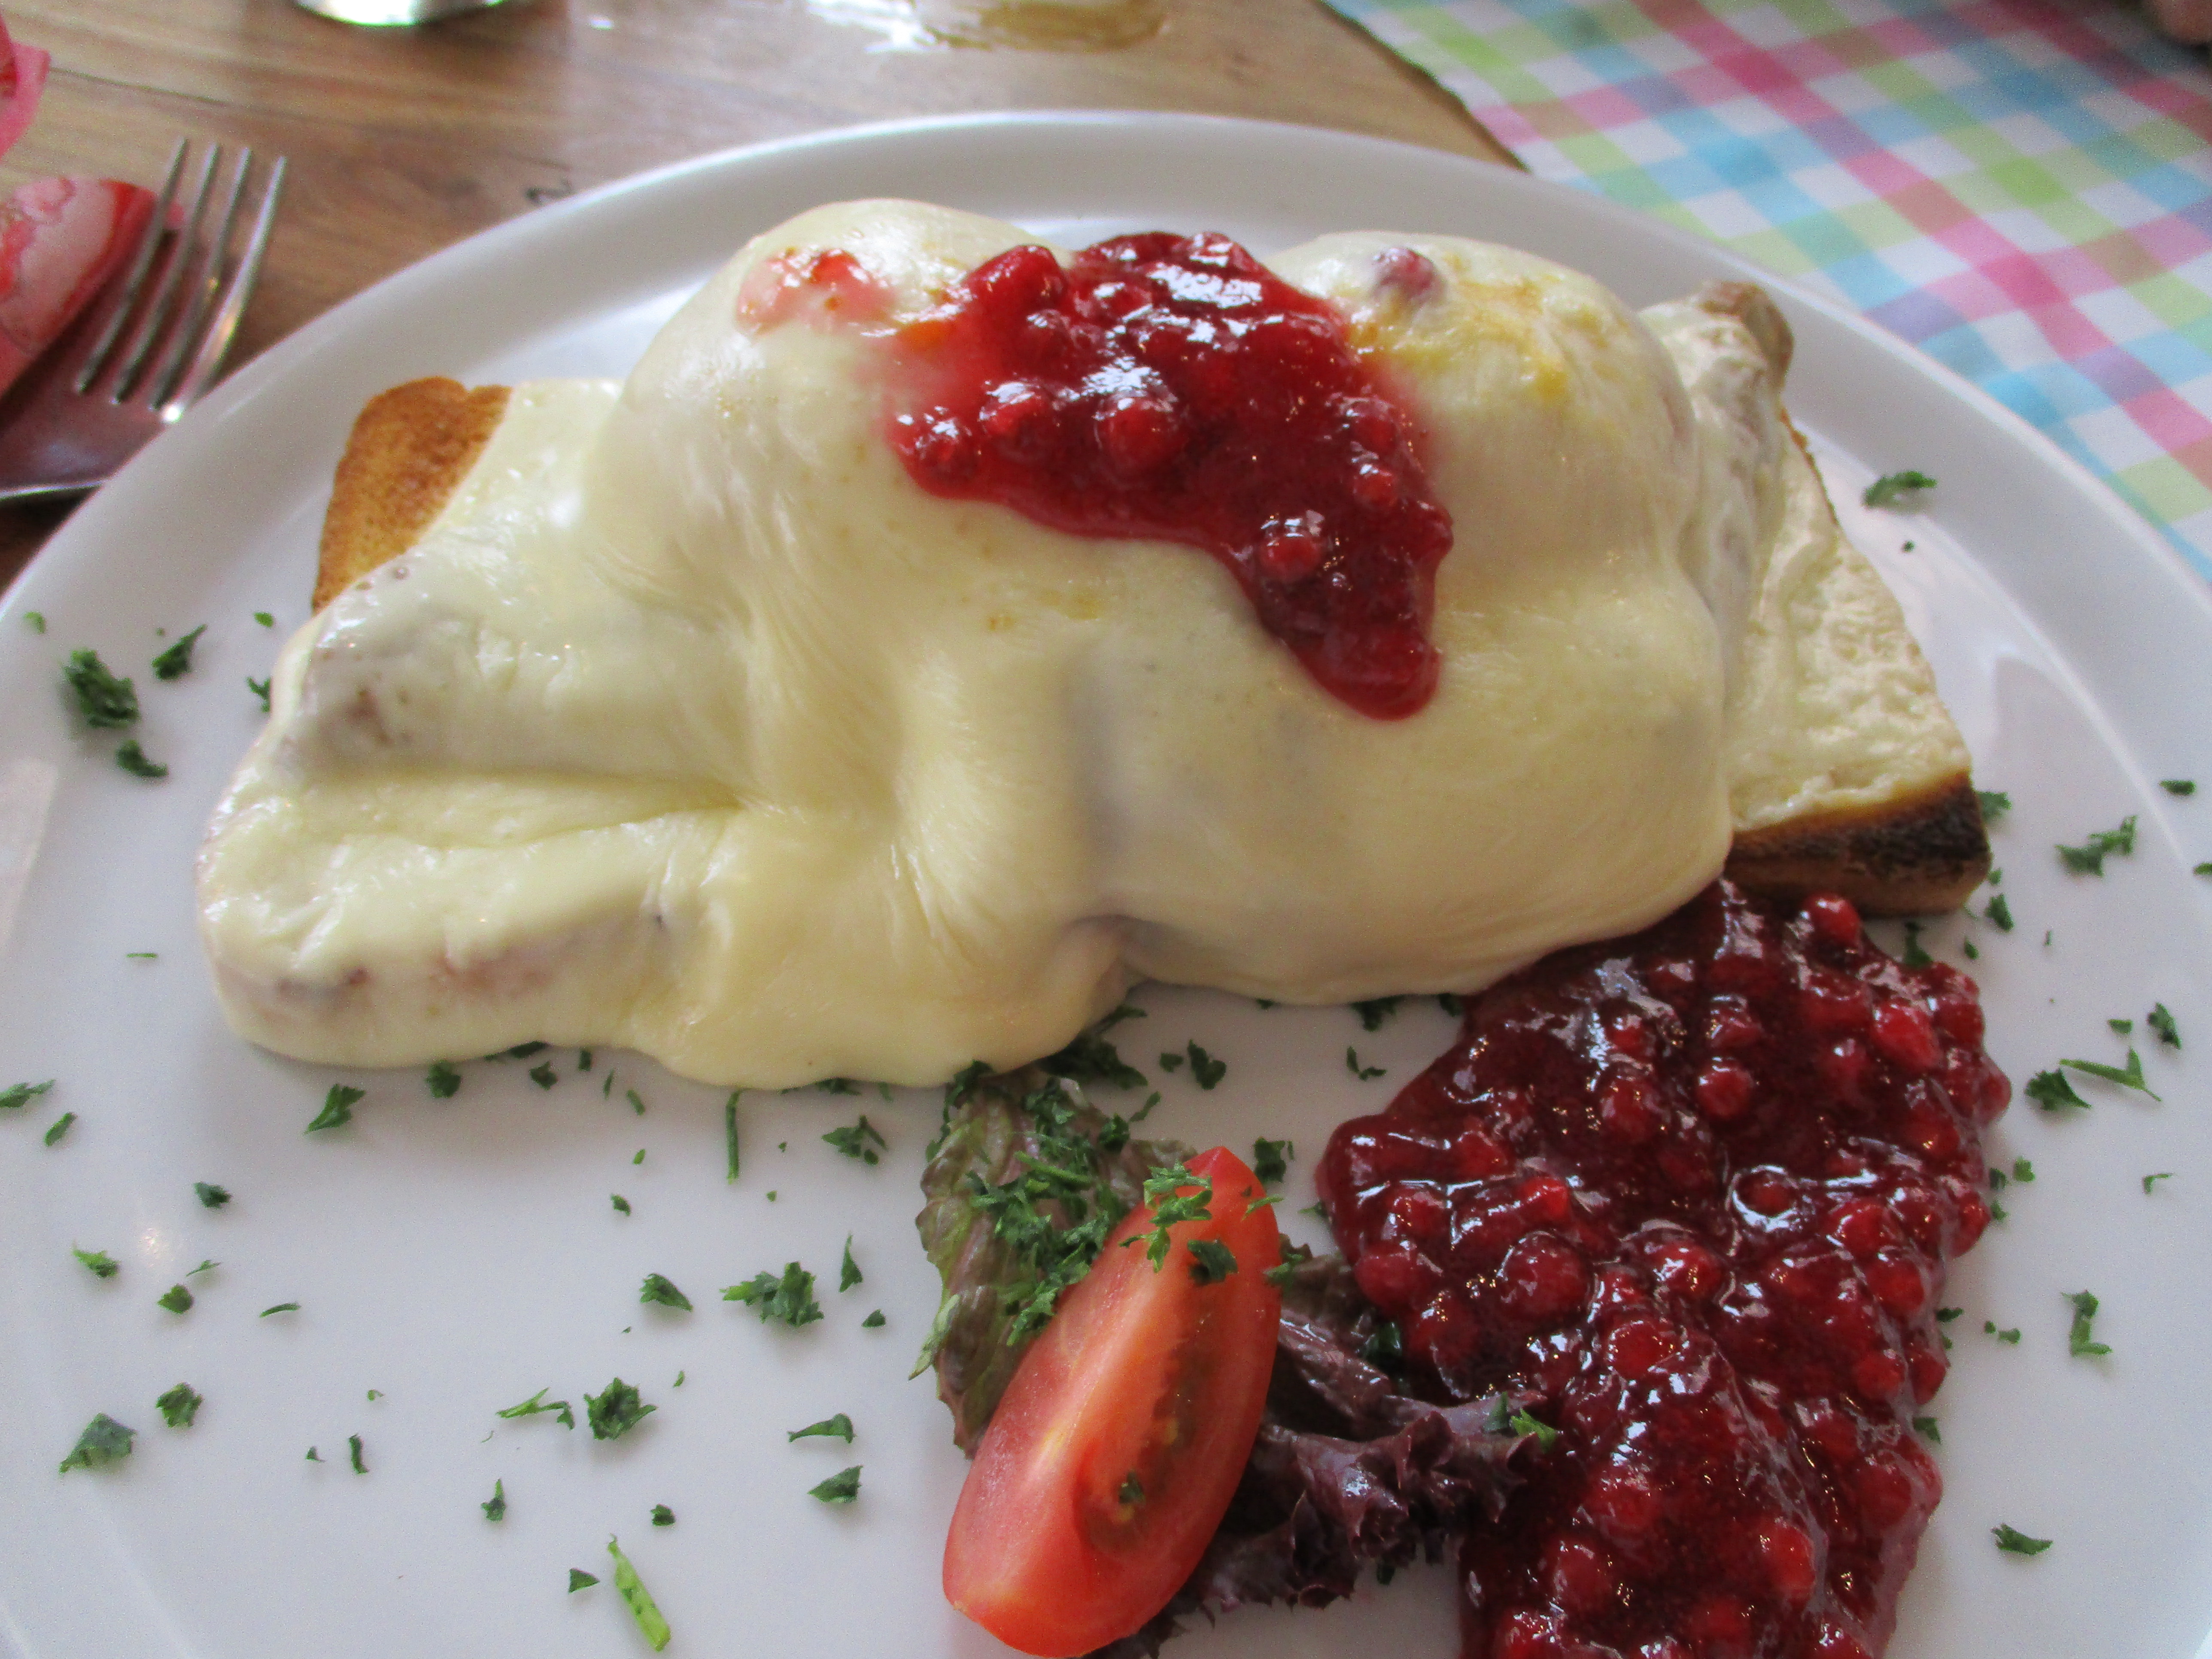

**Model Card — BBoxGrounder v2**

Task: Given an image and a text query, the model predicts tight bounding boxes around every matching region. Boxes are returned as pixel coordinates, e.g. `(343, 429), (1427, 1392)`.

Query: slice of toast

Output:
(306, 312), (1986, 918)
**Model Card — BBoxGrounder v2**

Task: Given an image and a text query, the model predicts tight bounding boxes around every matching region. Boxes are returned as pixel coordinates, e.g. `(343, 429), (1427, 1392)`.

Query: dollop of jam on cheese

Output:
(1319, 881), (2008, 1659)
(885, 233), (1453, 719)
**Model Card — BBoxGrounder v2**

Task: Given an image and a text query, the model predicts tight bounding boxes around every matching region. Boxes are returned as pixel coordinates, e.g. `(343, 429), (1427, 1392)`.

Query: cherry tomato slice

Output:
(942, 1145), (1284, 1657)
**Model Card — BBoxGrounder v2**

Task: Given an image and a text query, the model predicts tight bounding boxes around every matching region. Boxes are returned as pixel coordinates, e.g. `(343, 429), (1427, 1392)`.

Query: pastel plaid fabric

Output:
(1321, 0), (2212, 576)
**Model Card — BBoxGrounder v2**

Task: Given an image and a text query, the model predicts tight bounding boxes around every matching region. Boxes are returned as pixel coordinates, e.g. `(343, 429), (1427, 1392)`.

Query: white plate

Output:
(3, 112), (2210, 1659)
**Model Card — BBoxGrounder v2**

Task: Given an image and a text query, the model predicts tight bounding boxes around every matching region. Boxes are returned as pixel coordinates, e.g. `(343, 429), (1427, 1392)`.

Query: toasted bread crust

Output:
(313, 378), (510, 611)
(1725, 776), (1990, 915)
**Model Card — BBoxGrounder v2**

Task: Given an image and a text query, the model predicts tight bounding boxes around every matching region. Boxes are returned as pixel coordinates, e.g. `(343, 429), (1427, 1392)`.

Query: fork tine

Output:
(102, 143), (219, 403)
(71, 139), (187, 395)
(167, 155), (286, 414)
(142, 148), (251, 410)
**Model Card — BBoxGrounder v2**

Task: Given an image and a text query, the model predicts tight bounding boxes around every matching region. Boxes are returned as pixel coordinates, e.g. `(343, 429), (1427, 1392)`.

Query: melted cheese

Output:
(196, 202), (1946, 1087)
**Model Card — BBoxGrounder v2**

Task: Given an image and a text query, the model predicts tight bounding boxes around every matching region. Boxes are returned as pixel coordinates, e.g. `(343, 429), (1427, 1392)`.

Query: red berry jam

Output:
(884, 233), (1454, 719)
(1316, 881), (2010, 1659)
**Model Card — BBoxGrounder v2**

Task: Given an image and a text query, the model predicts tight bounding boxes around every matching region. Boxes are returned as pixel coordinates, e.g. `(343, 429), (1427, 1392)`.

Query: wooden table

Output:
(0, 0), (1509, 593)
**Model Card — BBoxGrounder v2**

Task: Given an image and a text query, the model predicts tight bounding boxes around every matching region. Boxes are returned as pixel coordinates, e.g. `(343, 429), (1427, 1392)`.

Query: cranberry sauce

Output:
(1315, 882), (2011, 1659)
(885, 234), (1454, 719)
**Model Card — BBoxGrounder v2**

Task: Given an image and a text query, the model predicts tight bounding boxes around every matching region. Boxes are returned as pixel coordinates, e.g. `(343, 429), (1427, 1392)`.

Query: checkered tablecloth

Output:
(1322, 0), (2212, 577)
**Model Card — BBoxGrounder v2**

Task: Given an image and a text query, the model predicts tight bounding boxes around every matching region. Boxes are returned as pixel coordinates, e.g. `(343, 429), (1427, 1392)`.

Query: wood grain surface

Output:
(0, 0), (1510, 594)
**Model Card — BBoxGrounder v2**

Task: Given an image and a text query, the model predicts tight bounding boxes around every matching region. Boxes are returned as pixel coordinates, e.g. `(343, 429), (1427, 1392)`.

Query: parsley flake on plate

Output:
(304, 1447), (321, 1462)
(496, 1388), (575, 1428)
(58, 1413), (134, 1473)
(1346, 1046), (1386, 1081)
(1252, 1136), (1292, 1185)
(606, 1536), (672, 1651)
(823, 1114), (886, 1164)
(2011, 1157), (2035, 1183)
(2066, 1290), (2112, 1357)
(2056, 814), (2136, 875)
(1911, 1415), (1940, 1443)
(156, 1284), (192, 1314)
(150, 625), (207, 681)
(156, 1383), (203, 1428)
(43, 1111), (76, 1146)
(24, 610), (43, 632)
(839, 1235), (863, 1291)
(425, 1060), (461, 1099)
(639, 1273), (692, 1311)
(1863, 469), (1936, 508)
(2, 1079), (54, 1110)
(650, 1502), (675, 1526)
(2062, 1048), (2160, 1100)
(1039, 1026), (1148, 1092)
(585, 1377), (655, 1440)
(1900, 922), (1932, 968)
(72, 1245), (119, 1279)
(114, 740), (167, 779)
(482, 1478), (506, 1521)
(724, 1091), (741, 1182)
(1974, 788), (2011, 821)
(1983, 892), (2014, 932)
(1984, 1321), (2021, 1344)
(254, 611), (274, 628)
(2148, 1003), (2182, 1049)
(1185, 1042), (1225, 1089)
(187, 1258), (219, 1277)
(306, 1084), (365, 1132)
(1352, 996), (1404, 1031)
(862, 1309), (885, 1328)
(245, 675), (271, 711)
(722, 1262), (823, 1327)
(567, 1569), (599, 1593)
(1992, 1524), (2052, 1556)
(1158, 1050), (1183, 1073)
(789, 1413), (856, 1443)
(2162, 778), (2197, 795)
(528, 1061), (558, 1090)
(2025, 1069), (2092, 1112)
(1509, 1408), (1561, 1453)
(259, 1302), (300, 1317)
(348, 1434), (367, 1473)
(2145, 1171), (2176, 1194)
(632, 1147), (645, 1165)
(64, 650), (138, 728)
(627, 1087), (645, 1116)
(611, 1194), (631, 1215)
(809, 1465), (863, 1504)
(1122, 1163), (1213, 1271)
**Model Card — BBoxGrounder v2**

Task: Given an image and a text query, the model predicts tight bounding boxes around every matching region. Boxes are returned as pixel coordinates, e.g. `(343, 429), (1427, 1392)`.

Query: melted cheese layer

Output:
(198, 202), (1923, 1087)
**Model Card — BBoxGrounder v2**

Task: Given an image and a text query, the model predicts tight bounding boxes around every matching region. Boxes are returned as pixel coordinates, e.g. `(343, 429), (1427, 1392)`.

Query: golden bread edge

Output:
(308, 378), (1987, 918)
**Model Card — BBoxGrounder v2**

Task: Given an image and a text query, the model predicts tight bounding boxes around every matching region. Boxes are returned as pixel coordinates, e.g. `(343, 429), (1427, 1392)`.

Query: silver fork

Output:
(0, 140), (287, 503)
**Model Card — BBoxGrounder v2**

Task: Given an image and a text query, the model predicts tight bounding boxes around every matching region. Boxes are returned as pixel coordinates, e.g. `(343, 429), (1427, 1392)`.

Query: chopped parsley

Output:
(1186, 1237), (1237, 1284)
(1346, 1046), (1386, 1081)
(156, 1283), (193, 1314)
(1252, 1136), (1292, 1185)
(306, 1083), (365, 1132)
(2109, 1018), (2133, 1034)
(492, 1041), (548, 1060)
(611, 1194), (631, 1215)
(73, 1245), (118, 1278)
(41, 1109), (75, 1147)
(1911, 1415), (1940, 1443)
(187, 1257), (219, 1277)
(1863, 469), (1936, 507)
(578, 1049), (593, 1070)
(1900, 922), (1932, 969)
(639, 1273), (692, 1311)
(2148, 1003), (2181, 1049)
(2065, 1290), (2111, 1357)
(125, 951), (157, 960)
(305, 1447), (321, 1461)
(496, 1388), (575, 1429)
(348, 1434), (367, 1474)
(584, 1377), (656, 1440)
(650, 1503), (674, 1526)
(1992, 1524), (2052, 1556)
(823, 1115), (886, 1164)
(2011, 1157), (2035, 1183)
(528, 1061), (558, 1089)
(58, 1413), (135, 1473)
(1158, 1050), (1182, 1072)
(1962, 939), (1980, 960)
(156, 1383), (203, 1428)
(2162, 778), (2197, 796)
(632, 1148), (645, 1165)
(2145, 1172), (2176, 1193)
(425, 1060), (461, 1099)
(2056, 815), (2136, 875)
(2024, 1069), (2092, 1112)
(725, 1091), (741, 1182)
(627, 1088), (645, 1116)
(1983, 893), (2014, 932)
(1122, 1163), (1214, 1270)
(1984, 1321), (2021, 1344)
(2061, 1048), (2160, 1100)
(1937, 1307), (1964, 1322)
(1509, 1408), (1561, 1453)
(788, 1413), (856, 1443)
(839, 1235), (863, 1291)
(1040, 1027), (1148, 1091)
(482, 1479), (507, 1521)
(568, 1569), (599, 1593)
(114, 740), (167, 778)
(2200, 863), (2212, 877)
(24, 610), (43, 632)
(260, 1302), (299, 1316)
(1352, 996), (1405, 1031)
(1, 1079), (54, 1110)
(1185, 1042), (1225, 1089)
(808, 1465), (862, 1504)
(606, 1536), (671, 1651)
(862, 1308), (885, 1328)
(721, 1262), (822, 1327)
(64, 649), (139, 728)
(246, 675), (271, 711)
(254, 611), (274, 628)
(150, 625), (207, 680)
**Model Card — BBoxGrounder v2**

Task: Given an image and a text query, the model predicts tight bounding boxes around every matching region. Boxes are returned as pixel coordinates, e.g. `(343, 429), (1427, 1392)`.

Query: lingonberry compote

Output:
(1316, 881), (2010, 1659)
(884, 233), (1453, 719)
